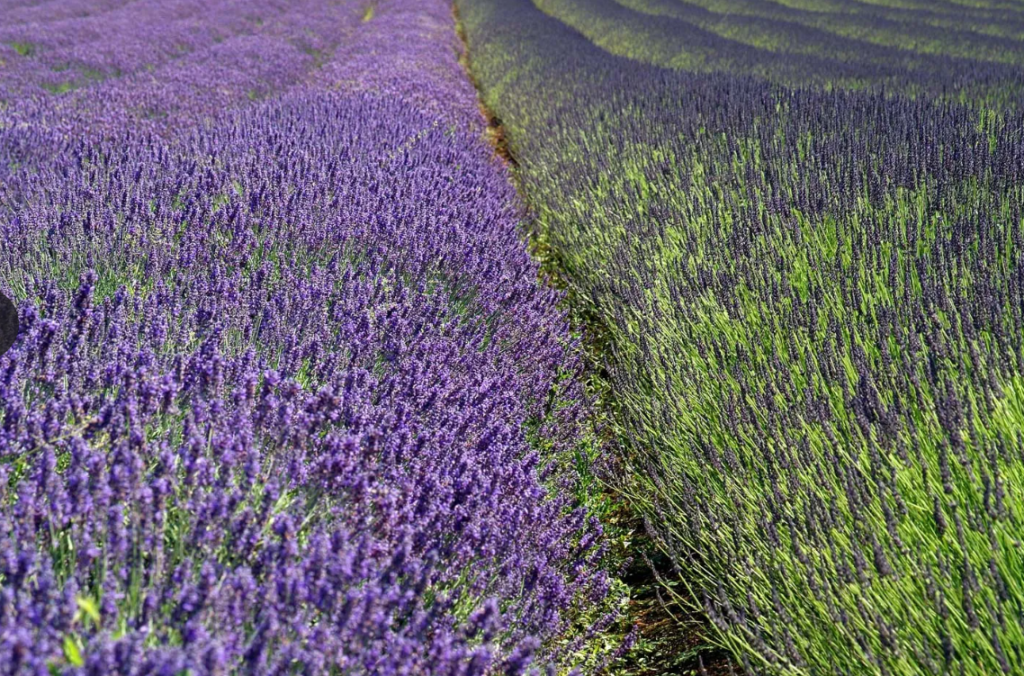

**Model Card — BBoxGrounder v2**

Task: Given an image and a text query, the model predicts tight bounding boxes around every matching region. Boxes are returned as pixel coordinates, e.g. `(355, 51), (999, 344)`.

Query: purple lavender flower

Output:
(0, 0), (609, 673)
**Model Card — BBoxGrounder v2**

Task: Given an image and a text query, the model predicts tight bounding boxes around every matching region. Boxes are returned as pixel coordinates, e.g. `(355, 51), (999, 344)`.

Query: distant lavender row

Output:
(530, 0), (1024, 103)
(0, 0), (610, 673)
(0, 0), (267, 96)
(0, 0), (367, 149)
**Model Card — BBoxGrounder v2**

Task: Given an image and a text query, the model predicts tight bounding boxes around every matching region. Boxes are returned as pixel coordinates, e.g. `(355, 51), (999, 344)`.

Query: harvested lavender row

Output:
(0, 0), (610, 673)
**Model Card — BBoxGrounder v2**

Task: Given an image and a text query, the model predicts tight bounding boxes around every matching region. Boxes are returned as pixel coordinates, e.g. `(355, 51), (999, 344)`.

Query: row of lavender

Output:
(529, 0), (1024, 105)
(457, 0), (1024, 673)
(0, 0), (612, 673)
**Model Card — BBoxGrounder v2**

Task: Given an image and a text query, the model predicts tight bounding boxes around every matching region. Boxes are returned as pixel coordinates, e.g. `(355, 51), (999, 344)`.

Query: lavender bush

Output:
(0, 0), (610, 673)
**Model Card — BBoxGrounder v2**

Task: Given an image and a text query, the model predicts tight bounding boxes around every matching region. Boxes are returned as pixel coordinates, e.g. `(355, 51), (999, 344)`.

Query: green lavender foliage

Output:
(457, 0), (1024, 673)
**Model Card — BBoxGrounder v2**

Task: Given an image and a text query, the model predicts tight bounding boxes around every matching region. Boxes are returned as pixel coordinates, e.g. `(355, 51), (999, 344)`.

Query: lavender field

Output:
(8, 0), (1024, 674)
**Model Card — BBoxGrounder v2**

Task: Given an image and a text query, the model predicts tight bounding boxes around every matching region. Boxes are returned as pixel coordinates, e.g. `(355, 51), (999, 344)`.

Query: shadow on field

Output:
(607, 504), (737, 676)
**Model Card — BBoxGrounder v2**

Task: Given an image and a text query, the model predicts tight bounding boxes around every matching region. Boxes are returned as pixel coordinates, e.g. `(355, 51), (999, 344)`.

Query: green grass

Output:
(9, 41), (35, 57)
(42, 82), (75, 95)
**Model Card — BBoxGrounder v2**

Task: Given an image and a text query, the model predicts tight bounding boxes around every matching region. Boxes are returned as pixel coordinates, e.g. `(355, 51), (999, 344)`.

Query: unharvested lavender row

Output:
(458, 0), (1024, 673)
(529, 0), (1024, 102)
(0, 0), (611, 673)
(0, 0), (367, 152)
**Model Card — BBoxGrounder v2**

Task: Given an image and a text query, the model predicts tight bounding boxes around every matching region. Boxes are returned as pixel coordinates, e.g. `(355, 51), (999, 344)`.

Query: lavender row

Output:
(458, 0), (1024, 673)
(0, 0), (611, 673)
(0, 0), (367, 148)
(529, 0), (1024, 105)
(1, 0), (292, 100)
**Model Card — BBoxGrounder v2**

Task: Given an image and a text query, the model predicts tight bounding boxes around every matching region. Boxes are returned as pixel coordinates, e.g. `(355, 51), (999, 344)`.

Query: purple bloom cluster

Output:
(0, 0), (609, 673)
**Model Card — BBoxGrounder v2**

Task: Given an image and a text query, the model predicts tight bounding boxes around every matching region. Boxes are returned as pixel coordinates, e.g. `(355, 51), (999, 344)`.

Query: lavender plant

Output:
(0, 0), (611, 673)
